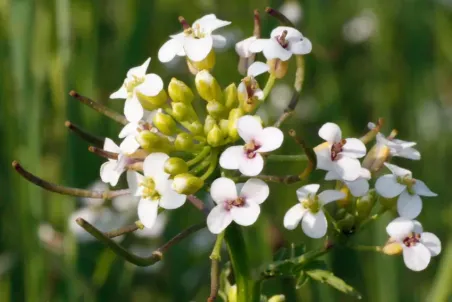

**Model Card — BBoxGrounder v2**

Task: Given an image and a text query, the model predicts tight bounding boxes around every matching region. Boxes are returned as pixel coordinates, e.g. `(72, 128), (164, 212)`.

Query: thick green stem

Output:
(262, 74), (276, 100)
(266, 154), (308, 162)
(187, 146), (211, 166)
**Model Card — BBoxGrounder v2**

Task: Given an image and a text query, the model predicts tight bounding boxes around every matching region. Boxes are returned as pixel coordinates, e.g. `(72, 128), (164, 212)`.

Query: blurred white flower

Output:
(279, 1), (303, 25)
(342, 10), (377, 44)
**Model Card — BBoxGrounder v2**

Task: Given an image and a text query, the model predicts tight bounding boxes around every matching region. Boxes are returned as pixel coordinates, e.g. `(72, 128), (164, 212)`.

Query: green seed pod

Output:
(172, 173), (204, 195)
(267, 58), (288, 79)
(206, 100), (227, 119)
(168, 78), (194, 103)
(207, 125), (224, 147)
(174, 133), (194, 151)
(224, 83), (238, 109)
(153, 111), (177, 136)
(227, 108), (244, 141)
(186, 50), (216, 75)
(171, 102), (189, 121)
(195, 70), (223, 103)
(204, 115), (217, 135)
(164, 157), (189, 176)
(137, 89), (168, 111)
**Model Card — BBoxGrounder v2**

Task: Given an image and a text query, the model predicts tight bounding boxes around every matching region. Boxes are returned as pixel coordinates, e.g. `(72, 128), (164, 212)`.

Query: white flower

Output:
(127, 153), (186, 229)
(100, 138), (133, 186)
(235, 36), (257, 75)
(158, 14), (231, 63)
(386, 217), (441, 271)
(219, 115), (284, 176)
(237, 62), (269, 101)
(278, 1), (303, 25)
(118, 110), (158, 154)
(249, 26), (312, 61)
(283, 184), (345, 238)
(375, 163), (437, 219)
(207, 177), (269, 234)
(325, 168), (370, 197)
(314, 122), (367, 181)
(342, 10), (377, 44)
(110, 58), (164, 123)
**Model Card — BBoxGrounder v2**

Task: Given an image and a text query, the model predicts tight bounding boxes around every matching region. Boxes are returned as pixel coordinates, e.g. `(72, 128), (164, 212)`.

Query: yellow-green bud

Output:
(224, 83), (238, 109)
(168, 78), (194, 103)
(335, 208), (347, 220)
(337, 187), (352, 208)
(174, 133), (194, 151)
(153, 111), (177, 136)
(382, 240), (403, 255)
(171, 102), (189, 121)
(172, 173), (204, 195)
(204, 115), (217, 135)
(337, 213), (355, 233)
(362, 144), (391, 173)
(268, 295), (286, 302)
(164, 157), (189, 176)
(227, 108), (244, 141)
(206, 100), (227, 119)
(207, 125), (224, 147)
(137, 130), (161, 150)
(195, 70), (223, 103)
(267, 59), (288, 79)
(137, 89), (168, 111)
(189, 121), (203, 136)
(186, 50), (216, 75)
(219, 119), (229, 137)
(356, 190), (376, 221)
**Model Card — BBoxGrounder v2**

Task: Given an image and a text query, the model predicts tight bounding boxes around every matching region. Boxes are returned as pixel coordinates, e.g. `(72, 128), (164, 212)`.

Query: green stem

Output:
(208, 231), (225, 302)
(266, 154), (308, 162)
(210, 231), (225, 261)
(348, 245), (383, 253)
(190, 158), (211, 175)
(200, 150), (219, 181)
(262, 74), (276, 100)
(323, 208), (341, 234)
(187, 146), (211, 167)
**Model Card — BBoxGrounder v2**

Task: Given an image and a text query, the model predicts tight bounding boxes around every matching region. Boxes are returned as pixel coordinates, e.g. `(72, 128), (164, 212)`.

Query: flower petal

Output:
(341, 138), (366, 158)
(158, 38), (184, 62)
(247, 61), (269, 77)
(184, 36), (213, 62)
(135, 74), (163, 97)
(255, 127), (284, 153)
(237, 115), (263, 143)
(119, 135), (140, 155)
(262, 39), (292, 61)
(212, 34), (227, 48)
(346, 178), (369, 197)
(395, 147), (421, 160)
(230, 201), (261, 226)
(413, 179), (437, 197)
(239, 153), (264, 176)
(100, 161), (121, 186)
(318, 122), (342, 143)
(386, 217), (414, 241)
(397, 191), (422, 219)
(314, 142), (333, 171)
(402, 244), (431, 271)
(158, 180), (186, 210)
(249, 39), (270, 54)
(420, 232), (441, 256)
(193, 15), (231, 32)
(270, 26), (303, 40)
(301, 210), (328, 239)
(219, 145), (244, 170)
(126, 58), (150, 78)
(283, 203), (307, 230)
(325, 170), (339, 181)
(289, 38), (312, 55)
(103, 138), (120, 154)
(118, 122), (140, 139)
(375, 174), (406, 198)
(124, 96), (144, 123)
(359, 168), (371, 179)
(137, 198), (159, 228)
(333, 156), (362, 182)
(240, 178), (269, 205)
(207, 205), (233, 234)
(210, 177), (238, 204)
(296, 184), (320, 200)
(143, 152), (169, 178)
(318, 190), (346, 205)
(384, 162), (412, 178)
(110, 85), (128, 99)
(126, 171), (145, 196)
(413, 220), (423, 234)
(235, 36), (257, 57)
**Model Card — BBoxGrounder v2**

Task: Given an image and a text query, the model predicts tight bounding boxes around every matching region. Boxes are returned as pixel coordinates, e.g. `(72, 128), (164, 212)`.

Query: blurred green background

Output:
(1, 0), (452, 301)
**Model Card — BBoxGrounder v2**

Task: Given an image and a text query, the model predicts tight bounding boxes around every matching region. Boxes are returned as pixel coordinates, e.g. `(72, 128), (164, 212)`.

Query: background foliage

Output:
(1, 0), (452, 301)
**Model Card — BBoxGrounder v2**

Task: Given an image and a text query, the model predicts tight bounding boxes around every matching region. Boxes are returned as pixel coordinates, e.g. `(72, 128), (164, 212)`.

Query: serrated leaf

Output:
(306, 269), (362, 299)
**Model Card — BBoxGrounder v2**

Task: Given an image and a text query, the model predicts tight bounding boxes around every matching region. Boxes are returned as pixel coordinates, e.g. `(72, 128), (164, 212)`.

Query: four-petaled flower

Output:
(325, 168), (371, 197)
(386, 217), (441, 271)
(315, 122), (367, 181)
(219, 115), (283, 176)
(127, 153), (186, 229)
(249, 26), (312, 61)
(110, 58), (164, 123)
(158, 14), (231, 63)
(100, 138), (133, 186)
(207, 177), (269, 234)
(284, 184), (345, 238)
(375, 163), (437, 219)
(118, 111), (158, 154)
(237, 62), (269, 102)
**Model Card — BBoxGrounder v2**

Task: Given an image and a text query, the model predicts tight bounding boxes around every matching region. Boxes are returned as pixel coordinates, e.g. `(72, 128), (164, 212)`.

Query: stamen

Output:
(178, 16), (191, 30)
(403, 232), (421, 247)
(224, 197), (246, 210)
(244, 140), (261, 159)
(277, 30), (289, 48)
(330, 139), (346, 161)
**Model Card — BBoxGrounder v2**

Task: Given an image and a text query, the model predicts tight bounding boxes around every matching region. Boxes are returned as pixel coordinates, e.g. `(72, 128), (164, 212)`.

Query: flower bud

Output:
(227, 108), (244, 141)
(189, 121), (203, 136)
(171, 102), (189, 121)
(168, 78), (194, 103)
(382, 240), (403, 256)
(206, 100), (227, 119)
(224, 83), (238, 109)
(207, 125), (224, 147)
(268, 295), (286, 302)
(153, 111), (177, 136)
(337, 187), (352, 208)
(337, 213), (355, 233)
(195, 70), (223, 103)
(172, 173), (204, 195)
(356, 190), (376, 221)
(174, 133), (194, 151)
(204, 115), (217, 135)
(267, 59), (289, 79)
(362, 144), (390, 173)
(137, 89), (168, 111)
(138, 130), (172, 153)
(164, 157), (189, 176)
(186, 50), (216, 75)
(219, 119), (229, 137)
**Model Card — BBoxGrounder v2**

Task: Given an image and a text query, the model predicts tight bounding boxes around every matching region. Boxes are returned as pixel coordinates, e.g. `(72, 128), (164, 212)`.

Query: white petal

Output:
(118, 122), (140, 139)
(395, 147), (421, 160)
(262, 39), (292, 61)
(240, 178), (269, 205)
(413, 179), (437, 197)
(135, 74), (164, 97)
(212, 34), (227, 48)
(207, 205), (233, 234)
(158, 180), (186, 209)
(301, 210), (328, 239)
(375, 174), (406, 198)
(238, 153), (264, 176)
(296, 184), (320, 200)
(318, 122), (342, 143)
(127, 58), (150, 78)
(325, 170), (340, 181)
(359, 168), (371, 179)
(386, 217), (414, 241)
(413, 220), (424, 234)
(110, 85), (128, 99)
(421, 232), (441, 256)
(341, 138), (366, 158)
(184, 36), (213, 62)
(158, 38), (184, 62)
(230, 201), (261, 226)
(397, 191), (423, 219)
(247, 61), (269, 77)
(314, 143), (333, 171)
(346, 178), (369, 197)
(237, 115), (263, 143)
(126, 171), (145, 196)
(219, 145), (244, 170)
(194, 16), (231, 33)
(255, 127), (284, 153)
(402, 244), (431, 271)
(235, 36), (257, 57)
(283, 203), (307, 230)
(249, 39), (270, 54)
(271, 26), (303, 40)
(137, 198), (159, 228)
(289, 38), (312, 55)
(237, 82), (249, 100)
(143, 152), (169, 178)
(119, 135), (140, 155)
(103, 138), (120, 154)
(333, 156), (361, 182)
(384, 162), (412, 178)
(124, 96), (144, 123)
(318, 190), (346, 205)
(210, 177), (238, 204)
(100, 161), (121, 186)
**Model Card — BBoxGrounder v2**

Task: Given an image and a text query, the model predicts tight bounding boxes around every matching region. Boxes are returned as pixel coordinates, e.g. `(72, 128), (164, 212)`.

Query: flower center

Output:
(244, 140), (261, 159)
(330, 139), (347, 161)
(396, 175), (416, 194)
(140, 177), (161, 200)
(242, 77), (260, 102)
(224, 197), (246, 211)
(301, 193), (320, 213)
(276, 30), (289, 48)
(179, 16), (206, 39)
(403, 232), (421, 247)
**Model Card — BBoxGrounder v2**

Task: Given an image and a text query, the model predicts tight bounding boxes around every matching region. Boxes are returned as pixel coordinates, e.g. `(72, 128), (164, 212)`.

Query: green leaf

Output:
(293, 259), (328, 274)
(306, 270), (362, 299)
(295, 271), (309, 289)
